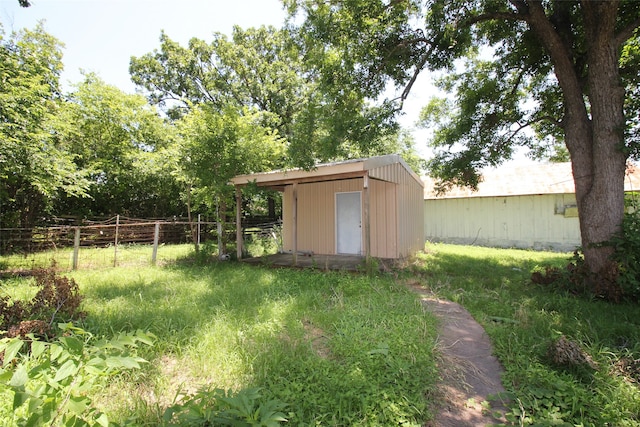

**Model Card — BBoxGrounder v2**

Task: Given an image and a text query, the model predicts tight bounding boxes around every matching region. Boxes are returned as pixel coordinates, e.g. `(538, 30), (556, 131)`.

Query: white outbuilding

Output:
(423, 162), (640, 252)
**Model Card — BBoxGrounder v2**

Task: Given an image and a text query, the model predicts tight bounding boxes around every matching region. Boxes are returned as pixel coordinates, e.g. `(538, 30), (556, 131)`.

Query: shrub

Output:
(610, 207), (640, 301)
(0, 268), (84, 339)
(531, 200), (640, 302)
(530, 258), (591, 297)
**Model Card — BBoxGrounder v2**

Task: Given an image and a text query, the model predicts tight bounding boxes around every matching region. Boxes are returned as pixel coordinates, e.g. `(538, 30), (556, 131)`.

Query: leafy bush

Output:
(0, 323), (154, 427)
(162, 387), (287, 426)
(610, 207), (640, 301)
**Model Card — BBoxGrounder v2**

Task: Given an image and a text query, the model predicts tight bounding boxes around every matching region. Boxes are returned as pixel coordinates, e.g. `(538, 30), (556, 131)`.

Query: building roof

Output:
(231, 154), (424, 189)
(423, 162), (640, 199)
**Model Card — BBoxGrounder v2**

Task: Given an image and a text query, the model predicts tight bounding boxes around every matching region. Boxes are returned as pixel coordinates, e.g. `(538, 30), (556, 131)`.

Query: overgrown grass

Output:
(57, 256), (439, 425)
(3, 242), (639, 426)
(407, 243), (640, 426)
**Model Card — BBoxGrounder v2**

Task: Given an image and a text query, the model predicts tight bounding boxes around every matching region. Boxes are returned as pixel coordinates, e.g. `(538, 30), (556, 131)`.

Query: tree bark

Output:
(526, 1), (627, 291)
(573, 1), (626, 282)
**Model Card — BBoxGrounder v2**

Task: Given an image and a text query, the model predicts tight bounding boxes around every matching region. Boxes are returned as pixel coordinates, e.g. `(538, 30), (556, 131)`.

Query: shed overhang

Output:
(230, 154), (423, 190)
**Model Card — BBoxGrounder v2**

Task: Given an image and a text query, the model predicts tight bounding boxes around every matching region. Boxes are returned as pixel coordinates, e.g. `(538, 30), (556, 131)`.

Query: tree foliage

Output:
(1, 18), (424, 231)
(0, 24), (89, 228)
(130, 25), (404, 169)
(287, 0), (639, 178)
(58, 73), (183, 218)
(176, 105), (285, 210)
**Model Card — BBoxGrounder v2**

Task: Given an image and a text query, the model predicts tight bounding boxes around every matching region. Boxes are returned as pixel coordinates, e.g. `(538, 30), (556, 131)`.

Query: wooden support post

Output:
(152, 222), (160, 265)
(292, 182), (298, 266)
(363, 173), (371, 257)
(236, 186), (243, 260)
(73, 227), (80, 270)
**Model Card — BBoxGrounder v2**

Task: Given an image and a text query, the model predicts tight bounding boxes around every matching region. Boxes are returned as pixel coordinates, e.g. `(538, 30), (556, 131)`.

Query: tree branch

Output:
(398, 52), (430, 108)
(458, 0), (530, 28)
(508, 115), (563, 143)
(614, 16), (640, 47)
(462, 11), (525, 27)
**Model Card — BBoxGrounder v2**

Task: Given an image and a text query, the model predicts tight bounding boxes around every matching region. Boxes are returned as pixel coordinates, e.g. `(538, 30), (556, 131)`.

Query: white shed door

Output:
(336, 192), (362, 255)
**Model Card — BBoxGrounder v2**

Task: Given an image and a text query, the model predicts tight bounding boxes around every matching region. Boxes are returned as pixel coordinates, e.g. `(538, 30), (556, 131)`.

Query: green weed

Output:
(162, 387), (287, 426)
(0, 323), (154, 427)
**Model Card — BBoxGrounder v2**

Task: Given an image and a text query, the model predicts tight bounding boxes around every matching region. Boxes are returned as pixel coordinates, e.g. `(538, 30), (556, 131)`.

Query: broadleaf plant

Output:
(0, 323), (155, 427)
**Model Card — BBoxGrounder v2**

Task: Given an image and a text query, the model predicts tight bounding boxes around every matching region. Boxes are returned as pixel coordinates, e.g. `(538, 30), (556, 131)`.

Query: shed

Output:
(231, 154), (425, 262)
(423, 162), (640, 252)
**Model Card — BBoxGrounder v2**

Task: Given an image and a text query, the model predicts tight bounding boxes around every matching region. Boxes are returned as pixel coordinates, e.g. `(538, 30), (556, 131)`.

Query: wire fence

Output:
(0, 216), (281, 273)
(0, 216), (217, 272)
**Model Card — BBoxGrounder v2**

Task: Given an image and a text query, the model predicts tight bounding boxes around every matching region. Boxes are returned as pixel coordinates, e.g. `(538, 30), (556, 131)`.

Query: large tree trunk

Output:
(529, 1), (627, 295)
(570, 131), (626, 284)
(568, 2), (626, 295)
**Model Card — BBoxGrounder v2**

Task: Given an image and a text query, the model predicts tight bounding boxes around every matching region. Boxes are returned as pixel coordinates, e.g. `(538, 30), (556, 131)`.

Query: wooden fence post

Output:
(152, 221), (160, 265)
(292, 182), (298, 266)
(217, 219), (223, 258)
(73, 227), (80, 270)
(197, 214), (201, 252)
(113, 214), (119, 267)
(363, 172), (370, 257)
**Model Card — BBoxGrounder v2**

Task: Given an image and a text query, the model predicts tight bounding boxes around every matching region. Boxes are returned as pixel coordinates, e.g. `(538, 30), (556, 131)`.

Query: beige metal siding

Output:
(280, 162), (424, 259)
(405, 177), (426, 256)
(424, 194), (581, 251)
(369, 162), (425, 258)
(283, 179), (363, 255)
(369, 179), (397, 258)
(394, 165), (425, 257)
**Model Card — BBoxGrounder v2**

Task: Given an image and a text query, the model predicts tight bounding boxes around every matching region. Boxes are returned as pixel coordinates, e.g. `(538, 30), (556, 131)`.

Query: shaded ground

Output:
(241, 253), (398, 272)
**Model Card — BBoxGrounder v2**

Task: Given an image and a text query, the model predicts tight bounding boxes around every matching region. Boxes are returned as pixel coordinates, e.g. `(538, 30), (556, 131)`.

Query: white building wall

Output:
(424, 193), (581, 252)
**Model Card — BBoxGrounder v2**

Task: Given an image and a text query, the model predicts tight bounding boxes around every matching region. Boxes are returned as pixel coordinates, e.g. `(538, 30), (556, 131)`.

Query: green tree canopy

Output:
(175, 104), (286, 230)
(0, 23), (88, 228)
(130, 25), (405, 169)
(58, 73), (182, 218)
(176, 105), (285, 201)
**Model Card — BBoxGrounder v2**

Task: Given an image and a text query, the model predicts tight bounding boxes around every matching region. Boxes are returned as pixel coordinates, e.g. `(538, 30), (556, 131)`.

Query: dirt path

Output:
(409, 286), (509, 426)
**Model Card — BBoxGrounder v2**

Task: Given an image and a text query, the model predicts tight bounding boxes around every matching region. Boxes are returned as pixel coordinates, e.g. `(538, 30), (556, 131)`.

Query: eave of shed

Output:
(230, 154), (422, 189)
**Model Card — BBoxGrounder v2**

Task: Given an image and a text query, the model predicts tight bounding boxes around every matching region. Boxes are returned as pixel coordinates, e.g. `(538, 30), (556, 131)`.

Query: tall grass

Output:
(64, 259), (439, 425)
(409, 243), (640, 426)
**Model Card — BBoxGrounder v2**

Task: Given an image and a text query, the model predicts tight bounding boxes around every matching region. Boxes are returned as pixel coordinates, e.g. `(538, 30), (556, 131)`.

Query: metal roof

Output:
(423, 162), (640, 199)
(230, 154), (424, 189)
